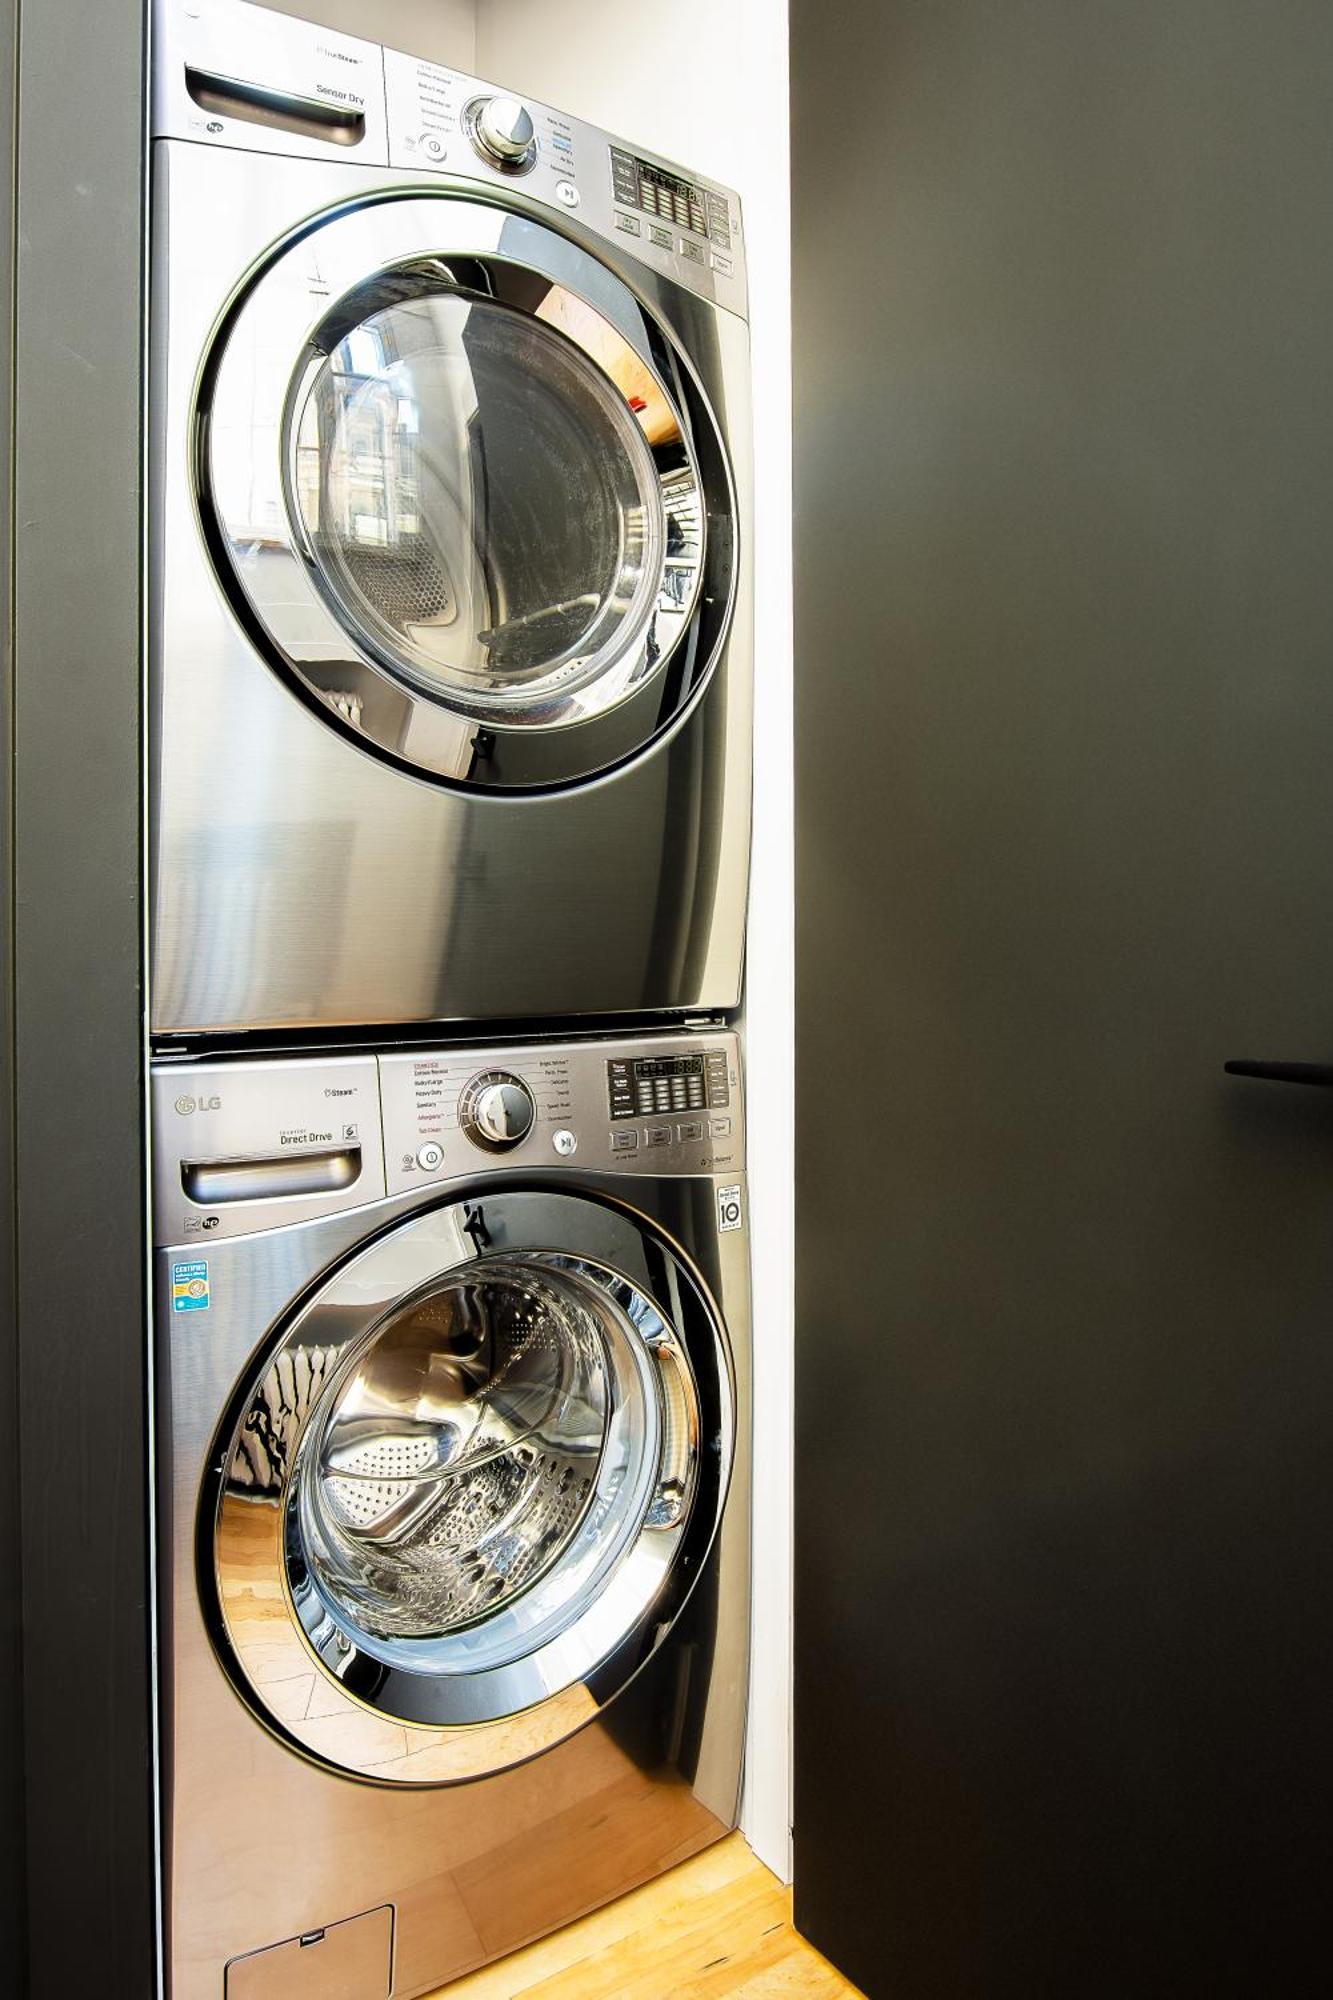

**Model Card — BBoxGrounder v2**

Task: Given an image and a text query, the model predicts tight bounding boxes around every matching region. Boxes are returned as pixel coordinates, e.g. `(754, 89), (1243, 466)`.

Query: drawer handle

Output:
(181, 1146), (362, 1206)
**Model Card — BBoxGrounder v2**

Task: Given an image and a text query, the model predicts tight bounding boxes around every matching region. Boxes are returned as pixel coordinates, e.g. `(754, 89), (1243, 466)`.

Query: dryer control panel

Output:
(381, 48), (746, 317)
(153, 0), (747, 318)
(152, 1031), (743, 1243)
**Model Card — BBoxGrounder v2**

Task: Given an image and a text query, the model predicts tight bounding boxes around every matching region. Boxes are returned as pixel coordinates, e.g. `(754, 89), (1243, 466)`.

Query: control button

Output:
(709, 1116), (732, 1139)
(679, 238), (705, 265)
(710, 251), (734, 275)
(614, 211), (641, 235)
(459, 1070), (536, 1151)
(610, 1129), (639, 1154)
(648, 224), (672, 250)
(677, 1120), (704, 1142)
(418, 131), (446, 162)
(416, 1142), (445, 1171)
(645, 1124), (673, 1148)
(554, 178), (580, 208)
(552, 1128), (578, 1156)
(473, 94), (535, 166)
(705, 1050), (731, 1109)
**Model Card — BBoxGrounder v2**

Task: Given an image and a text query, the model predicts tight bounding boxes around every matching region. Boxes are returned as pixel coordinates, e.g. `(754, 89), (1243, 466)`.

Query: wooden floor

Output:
(425, 1831), (863, 2000)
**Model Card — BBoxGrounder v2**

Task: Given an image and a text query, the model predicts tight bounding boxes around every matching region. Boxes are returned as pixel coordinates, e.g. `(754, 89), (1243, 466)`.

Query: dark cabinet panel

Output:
(11, 1), (152, 1992)
(0, 0), (21, 1980)
(793, 5), (1333, 1994)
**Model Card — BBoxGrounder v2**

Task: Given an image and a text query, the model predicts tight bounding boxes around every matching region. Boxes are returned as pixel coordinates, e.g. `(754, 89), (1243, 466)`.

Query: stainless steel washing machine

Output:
(153, 1027), (748, 1998)
(149, 0), (752, 1039)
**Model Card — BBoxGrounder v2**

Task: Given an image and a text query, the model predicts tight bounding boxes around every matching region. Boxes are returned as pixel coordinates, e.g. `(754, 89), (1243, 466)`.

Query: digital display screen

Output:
(609, 147), (731, 248)
(636, 164), (707, 234)
(606, 1048), (730, 1120)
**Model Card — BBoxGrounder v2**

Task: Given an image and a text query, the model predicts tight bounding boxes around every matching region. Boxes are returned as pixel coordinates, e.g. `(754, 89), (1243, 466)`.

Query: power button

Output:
(416, 1142), (445, 1171)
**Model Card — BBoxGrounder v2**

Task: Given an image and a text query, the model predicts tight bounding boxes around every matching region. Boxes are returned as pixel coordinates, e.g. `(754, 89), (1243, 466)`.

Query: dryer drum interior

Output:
(197, 194), (738, 790)
(202, 1194), (733, 1785)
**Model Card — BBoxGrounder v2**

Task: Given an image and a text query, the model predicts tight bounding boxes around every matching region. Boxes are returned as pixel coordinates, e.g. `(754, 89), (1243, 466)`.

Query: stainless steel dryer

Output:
(153, 1028), (748, 1998)
(149, 0), (752, 1039)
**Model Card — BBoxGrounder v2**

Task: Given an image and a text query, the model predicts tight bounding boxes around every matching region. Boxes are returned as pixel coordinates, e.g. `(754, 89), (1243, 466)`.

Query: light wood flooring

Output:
(425, 1831), (864, 2000)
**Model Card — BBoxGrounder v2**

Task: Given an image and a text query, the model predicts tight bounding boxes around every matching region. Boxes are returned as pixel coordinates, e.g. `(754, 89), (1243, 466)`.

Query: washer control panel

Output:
(152, 1031), (743, 1244)
(379, 1031), (743, 1196)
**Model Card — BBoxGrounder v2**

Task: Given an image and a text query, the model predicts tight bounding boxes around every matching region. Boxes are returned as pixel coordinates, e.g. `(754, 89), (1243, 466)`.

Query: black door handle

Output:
(1224, 1060), (1333, 1087)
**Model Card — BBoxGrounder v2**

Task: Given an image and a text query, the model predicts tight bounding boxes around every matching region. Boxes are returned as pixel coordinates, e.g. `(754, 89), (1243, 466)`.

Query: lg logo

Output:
(175, 1093), (221, 1115)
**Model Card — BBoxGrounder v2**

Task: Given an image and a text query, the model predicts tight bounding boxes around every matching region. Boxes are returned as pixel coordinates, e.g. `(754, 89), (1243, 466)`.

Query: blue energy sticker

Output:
(171, 1261), (211, 1313)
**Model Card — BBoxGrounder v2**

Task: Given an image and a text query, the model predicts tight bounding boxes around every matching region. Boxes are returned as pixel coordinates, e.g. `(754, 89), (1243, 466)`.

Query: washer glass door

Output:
(206, 1193), (731, 1784)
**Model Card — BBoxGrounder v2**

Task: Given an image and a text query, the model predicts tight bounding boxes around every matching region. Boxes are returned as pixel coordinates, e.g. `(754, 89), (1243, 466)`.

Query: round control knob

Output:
(473, 94), (535, 166)
(459, 1070), (535, 1151)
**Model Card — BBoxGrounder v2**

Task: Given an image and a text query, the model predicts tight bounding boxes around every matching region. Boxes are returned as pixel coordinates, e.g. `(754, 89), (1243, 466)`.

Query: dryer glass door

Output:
(202, 196), (735, 790)
(206, 1191), (732, 1784)
(294, 292), (665, 717)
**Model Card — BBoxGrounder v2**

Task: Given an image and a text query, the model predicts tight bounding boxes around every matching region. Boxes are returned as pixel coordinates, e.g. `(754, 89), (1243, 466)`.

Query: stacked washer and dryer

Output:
(148, 1), (754, 1995)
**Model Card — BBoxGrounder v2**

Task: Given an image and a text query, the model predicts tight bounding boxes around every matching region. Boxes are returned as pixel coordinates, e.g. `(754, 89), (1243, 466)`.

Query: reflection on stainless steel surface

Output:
(151, 139), (752, 1036)
(153, 1029), (750, 2000)
(224, 1905), (393, 2000)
